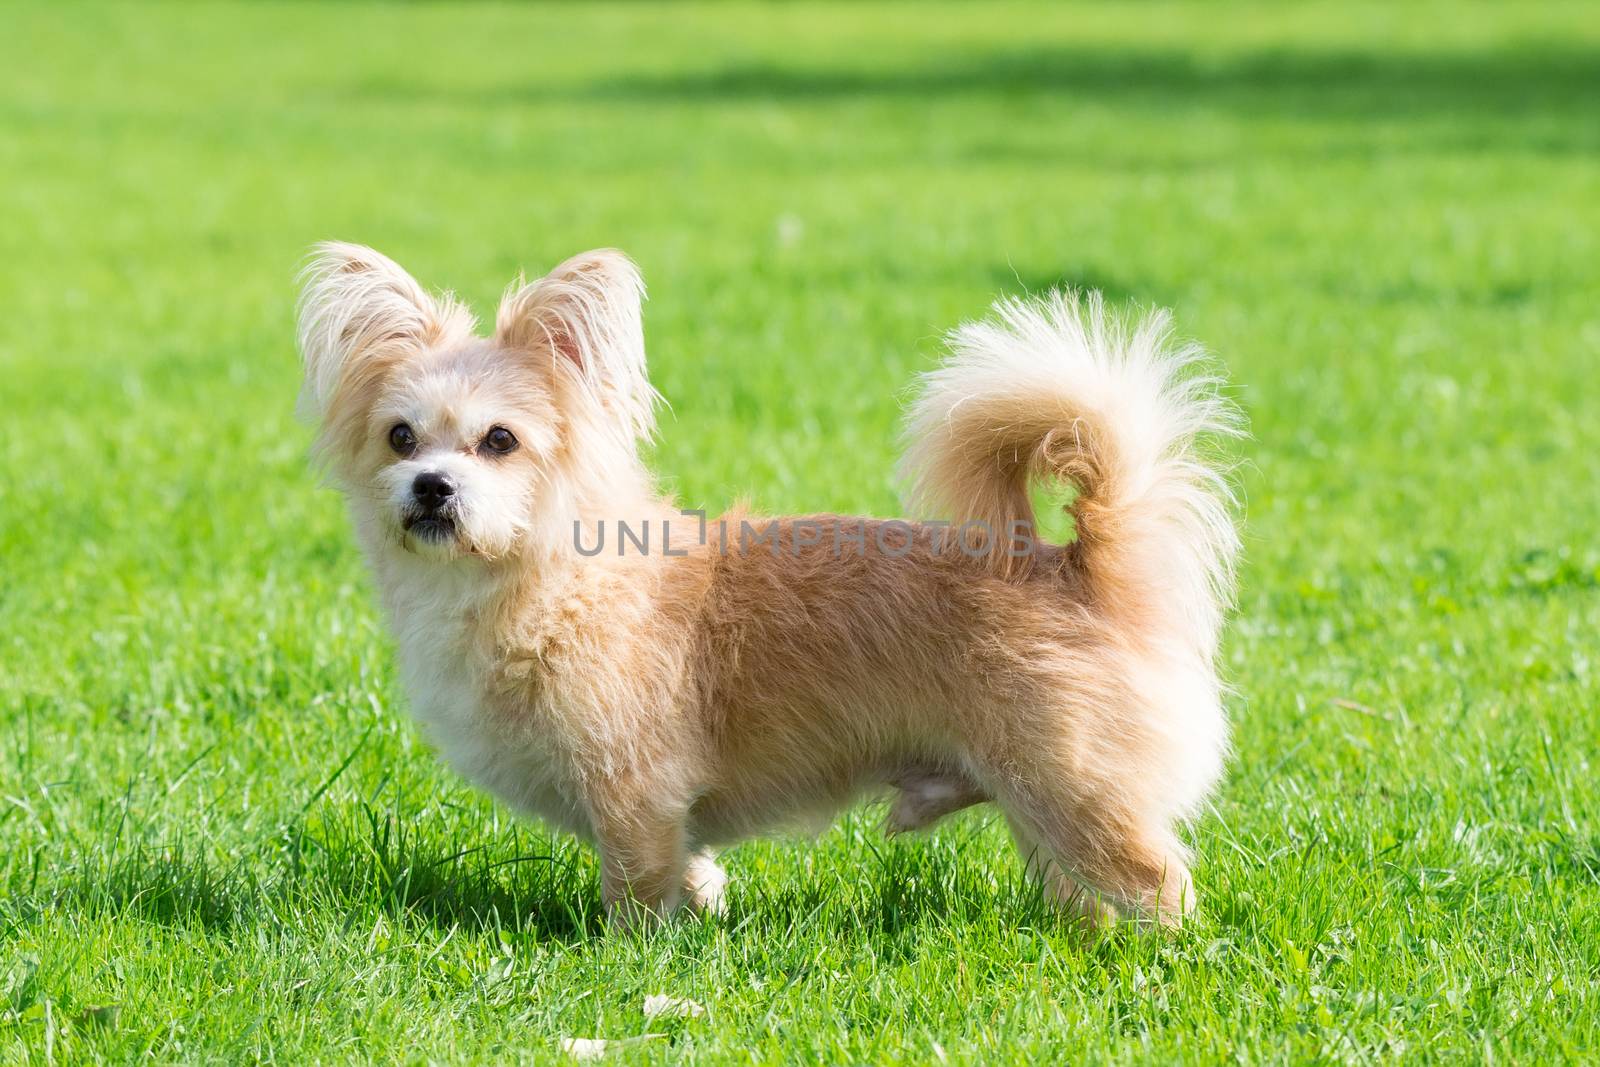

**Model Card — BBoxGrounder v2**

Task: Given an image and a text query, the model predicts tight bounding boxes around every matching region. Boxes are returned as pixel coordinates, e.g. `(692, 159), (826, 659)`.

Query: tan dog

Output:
(296, 244), (1240, 928)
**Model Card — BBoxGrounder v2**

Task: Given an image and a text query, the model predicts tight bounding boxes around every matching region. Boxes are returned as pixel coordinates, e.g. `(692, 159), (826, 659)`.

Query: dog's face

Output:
(359, 342), (560, 559)
(297, 243), (657, 561)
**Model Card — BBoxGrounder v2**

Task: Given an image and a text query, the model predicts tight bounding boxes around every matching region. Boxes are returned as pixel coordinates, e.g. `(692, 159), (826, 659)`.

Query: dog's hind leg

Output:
(995, 775), (1194, 927)
(970, 708), (1196, 927)
(1003, 816), (1119, 928)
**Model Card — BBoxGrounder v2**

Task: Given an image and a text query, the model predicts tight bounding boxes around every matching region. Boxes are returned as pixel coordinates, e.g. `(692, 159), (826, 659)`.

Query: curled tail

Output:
(901, 291), (1242, 660)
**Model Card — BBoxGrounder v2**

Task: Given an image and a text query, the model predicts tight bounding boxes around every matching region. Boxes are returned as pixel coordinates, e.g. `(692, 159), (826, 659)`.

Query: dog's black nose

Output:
(412, 471), (456, 511)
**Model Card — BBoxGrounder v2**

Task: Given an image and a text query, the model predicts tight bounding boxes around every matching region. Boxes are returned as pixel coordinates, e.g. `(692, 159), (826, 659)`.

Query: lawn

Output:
(3, 0), (1598, 1061)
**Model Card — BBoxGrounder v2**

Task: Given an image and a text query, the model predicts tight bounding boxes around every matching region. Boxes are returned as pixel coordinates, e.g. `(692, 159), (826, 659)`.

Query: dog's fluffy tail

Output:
(901, 291), (1241, 660)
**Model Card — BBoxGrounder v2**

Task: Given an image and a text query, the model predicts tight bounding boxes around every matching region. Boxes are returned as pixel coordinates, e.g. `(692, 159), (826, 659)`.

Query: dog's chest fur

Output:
(377, 553), (595, 838)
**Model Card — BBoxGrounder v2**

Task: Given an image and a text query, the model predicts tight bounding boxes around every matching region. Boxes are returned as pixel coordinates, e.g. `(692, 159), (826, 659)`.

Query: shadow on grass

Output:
(36, 809), (1101, 950)
(349, 45), (1600, 129)
(40, 816), (603, 943)
(578, 46), (1598, 116)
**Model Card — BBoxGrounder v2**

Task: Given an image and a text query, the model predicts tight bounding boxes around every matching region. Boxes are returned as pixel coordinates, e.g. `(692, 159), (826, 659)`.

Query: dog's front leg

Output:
(592, 794), (691, 931)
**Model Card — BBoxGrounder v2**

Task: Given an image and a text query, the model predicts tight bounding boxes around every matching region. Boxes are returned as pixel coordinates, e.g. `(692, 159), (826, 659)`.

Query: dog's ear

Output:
(296, 242), (462, 423)
(495, 250), (658, 444)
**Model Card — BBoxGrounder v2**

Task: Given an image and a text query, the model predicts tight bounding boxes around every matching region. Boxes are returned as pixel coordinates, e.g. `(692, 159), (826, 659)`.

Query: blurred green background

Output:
(2, 2), (1597, 1062)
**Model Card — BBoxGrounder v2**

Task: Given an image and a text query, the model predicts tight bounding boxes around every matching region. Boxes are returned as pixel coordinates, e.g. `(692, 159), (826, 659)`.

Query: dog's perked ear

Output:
(495, 250), (659, 449)
(295, 242), (470, 425)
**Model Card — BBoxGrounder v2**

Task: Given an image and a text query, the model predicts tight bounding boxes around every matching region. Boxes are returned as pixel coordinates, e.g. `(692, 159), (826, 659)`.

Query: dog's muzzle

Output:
(403, 470), (460, 543)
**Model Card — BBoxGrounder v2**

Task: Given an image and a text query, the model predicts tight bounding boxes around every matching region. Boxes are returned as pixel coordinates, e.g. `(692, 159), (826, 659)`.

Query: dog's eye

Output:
(482, 426), (518, 455)
(389, 423), (418, 455)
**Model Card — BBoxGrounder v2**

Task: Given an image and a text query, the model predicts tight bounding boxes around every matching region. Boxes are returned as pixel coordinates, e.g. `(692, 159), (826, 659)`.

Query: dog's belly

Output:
(686, 750), (971, 845)
(688, 777), (855, 844)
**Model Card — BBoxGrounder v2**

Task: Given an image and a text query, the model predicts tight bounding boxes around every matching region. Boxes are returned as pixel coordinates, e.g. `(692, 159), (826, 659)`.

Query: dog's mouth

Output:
(402, 512), (458, 545)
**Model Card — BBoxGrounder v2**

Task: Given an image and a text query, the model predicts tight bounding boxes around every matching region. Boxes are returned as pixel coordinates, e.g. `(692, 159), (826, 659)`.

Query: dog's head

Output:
(296, 242), (657, 561)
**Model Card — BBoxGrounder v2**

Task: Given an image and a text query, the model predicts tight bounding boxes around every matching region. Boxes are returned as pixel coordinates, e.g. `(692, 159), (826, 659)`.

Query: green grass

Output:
(3, 1), (1598, 1061)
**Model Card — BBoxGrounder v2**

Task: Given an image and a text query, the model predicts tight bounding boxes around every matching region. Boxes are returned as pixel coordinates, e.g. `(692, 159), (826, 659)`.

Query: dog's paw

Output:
(682, 854), (728, 916)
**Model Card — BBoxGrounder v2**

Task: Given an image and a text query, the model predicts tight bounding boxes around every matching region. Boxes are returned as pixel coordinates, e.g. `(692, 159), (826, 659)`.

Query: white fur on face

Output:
(355, 346), (562, 561)
(298, 242), (660, 566)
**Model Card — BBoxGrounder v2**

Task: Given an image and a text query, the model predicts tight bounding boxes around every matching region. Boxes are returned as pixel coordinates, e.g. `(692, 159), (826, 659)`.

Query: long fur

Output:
(496, 250), (660, 453)
(297, 245), (1244, 930)
(297, 242), (476, 460)
(902, 290), (1241, 662)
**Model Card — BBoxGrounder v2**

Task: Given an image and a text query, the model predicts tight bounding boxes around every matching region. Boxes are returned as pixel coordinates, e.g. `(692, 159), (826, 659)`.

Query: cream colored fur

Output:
(296, 242), (1242, 929)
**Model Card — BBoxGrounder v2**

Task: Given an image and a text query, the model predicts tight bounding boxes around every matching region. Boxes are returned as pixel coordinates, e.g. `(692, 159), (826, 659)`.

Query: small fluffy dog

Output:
(296, 243), (1240, 928)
